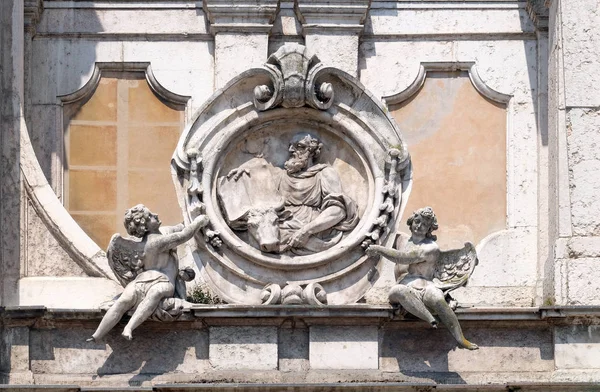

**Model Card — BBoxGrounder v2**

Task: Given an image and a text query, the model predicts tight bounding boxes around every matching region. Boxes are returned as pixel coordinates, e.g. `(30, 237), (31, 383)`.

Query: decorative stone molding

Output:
(252, 44), (334, 110)
(24, 0), (43, 34)
(527, 0), (549, 32)
(294, 0), (371, 35)
(383, 62), (511, 106)
(202, 0), (280, 34)
(21, 115), (116, 280)
(172, 43), (412, 305)
(203, 0), (280, 88)
(58, 62), (191, 106)
(294, 0), (371, 76)
(21, 62), (191, 283)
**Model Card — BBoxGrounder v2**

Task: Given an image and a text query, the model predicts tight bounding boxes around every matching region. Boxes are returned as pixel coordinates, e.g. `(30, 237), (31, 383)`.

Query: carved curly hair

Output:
(124, 204), (152, 238)
(290, 133), (323, 159)
(406, 206), (439, 241)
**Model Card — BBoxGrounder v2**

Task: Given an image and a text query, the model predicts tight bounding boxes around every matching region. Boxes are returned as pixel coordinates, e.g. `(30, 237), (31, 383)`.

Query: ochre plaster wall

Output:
(390, 72), (507, 249)
(65, 75), (184, 249)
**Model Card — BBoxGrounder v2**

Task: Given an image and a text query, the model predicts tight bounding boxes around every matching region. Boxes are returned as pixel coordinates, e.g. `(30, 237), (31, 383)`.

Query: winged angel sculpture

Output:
(87, 204), (208, 341)
(366, 207), (479, 350)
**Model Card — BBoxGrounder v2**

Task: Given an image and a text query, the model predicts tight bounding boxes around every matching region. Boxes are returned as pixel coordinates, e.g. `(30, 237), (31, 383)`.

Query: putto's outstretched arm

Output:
(366, 243), (439, 265)
(151, 215), (209, 253)
(88, 205), (209, 342)
(367, 207), (478, 351)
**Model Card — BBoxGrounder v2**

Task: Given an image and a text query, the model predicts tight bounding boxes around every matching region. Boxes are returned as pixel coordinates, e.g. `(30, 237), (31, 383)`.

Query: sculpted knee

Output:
(388, 285), (411, 303)
(422, 286), (445, 305)
(115, 293), (136, 310)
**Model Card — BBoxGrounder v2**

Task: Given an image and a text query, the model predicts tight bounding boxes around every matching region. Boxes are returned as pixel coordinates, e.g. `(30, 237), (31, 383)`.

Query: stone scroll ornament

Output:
(87, 205), (209, 341)
(366, 207), (479, 350)
(171, 43), (412, 305)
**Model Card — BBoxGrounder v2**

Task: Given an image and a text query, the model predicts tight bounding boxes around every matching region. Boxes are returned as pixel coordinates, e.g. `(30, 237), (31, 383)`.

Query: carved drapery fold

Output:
(172, 43), (412, 305)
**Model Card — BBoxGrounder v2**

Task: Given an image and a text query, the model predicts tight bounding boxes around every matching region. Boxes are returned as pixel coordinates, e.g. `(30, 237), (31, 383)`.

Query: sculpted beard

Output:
(285, 150), (311, 174)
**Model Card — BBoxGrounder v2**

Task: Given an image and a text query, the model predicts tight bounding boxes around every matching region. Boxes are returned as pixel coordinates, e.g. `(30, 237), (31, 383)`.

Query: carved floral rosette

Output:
(171, 44), (412, 305)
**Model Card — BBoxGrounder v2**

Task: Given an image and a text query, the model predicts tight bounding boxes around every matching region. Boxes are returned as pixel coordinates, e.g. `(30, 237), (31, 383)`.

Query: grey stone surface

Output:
(30, 325), (209, 375)
(209, 326), (278, 370)
(452, 286), (535, 307)
(560, 0), (600, 107)
(26, 103), (60, 191)
(471, 228), (537, 287)
(310, 325), (379, 370)
(0, 327), (34, 383)
(2, 307), (599, 385)
(562, 258), (600, 305)
(295, 0), (370, 76)
(381, 324), (553, 373)
(204, 0), (278, 89)
(25, 200), (87, 277)
(278, 327), (309, 372)
(566, 108), (600, 236)
(555, 325), (600, 369)
(0, 0), (23, 307)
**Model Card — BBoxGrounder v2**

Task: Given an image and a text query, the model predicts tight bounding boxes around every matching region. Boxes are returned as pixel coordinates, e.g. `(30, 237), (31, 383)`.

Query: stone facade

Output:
(2, 0), (600, 389)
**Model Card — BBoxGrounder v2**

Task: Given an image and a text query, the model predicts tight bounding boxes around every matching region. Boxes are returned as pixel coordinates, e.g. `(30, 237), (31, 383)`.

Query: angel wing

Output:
(433, 242), (478, 293)
(106, 233), (145, 288)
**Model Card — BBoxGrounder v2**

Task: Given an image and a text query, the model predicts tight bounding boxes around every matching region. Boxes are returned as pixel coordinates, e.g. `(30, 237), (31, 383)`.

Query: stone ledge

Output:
(0, 382), (600, 391)
(2, 305), (600, 323)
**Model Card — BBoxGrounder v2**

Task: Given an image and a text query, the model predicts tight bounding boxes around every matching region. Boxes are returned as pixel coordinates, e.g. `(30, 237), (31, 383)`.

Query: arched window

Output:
(63, 68), (188, 249)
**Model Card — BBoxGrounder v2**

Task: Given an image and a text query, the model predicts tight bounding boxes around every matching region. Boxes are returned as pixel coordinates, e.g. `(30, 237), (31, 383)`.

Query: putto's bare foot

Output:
(121, 330), (133, 340)
(86, 336), (96, 343)
(430, 320), (438, 329)
(459, 340), (478, 350)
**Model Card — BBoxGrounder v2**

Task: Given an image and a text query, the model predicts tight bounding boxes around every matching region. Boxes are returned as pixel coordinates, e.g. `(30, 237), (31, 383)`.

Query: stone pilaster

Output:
(531, 0), (551, 305)
(295, 0), (370, 77)
(0, 0), (24, 306)
(203, 0), (280, 89)
(24, 0), (43, 34)
(527, 0), (549, 32)
(547, 0), (600, 306)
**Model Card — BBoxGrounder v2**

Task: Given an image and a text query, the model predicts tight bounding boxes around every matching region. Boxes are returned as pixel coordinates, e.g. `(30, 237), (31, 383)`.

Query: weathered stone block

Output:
(19, 277), (122, 309)
(556, 325), (600, 369)
(561, 0), (600, 107)
(309, 325), (378, 370)
(30, 326), (209, 374)
(209, 326), (278, 370)
(279, 327), (309, 372)
(564, 257), (600, 305)
(567, 108), (600, 236)
(381, 324), (553, 373)
(26, 201), (87, 278)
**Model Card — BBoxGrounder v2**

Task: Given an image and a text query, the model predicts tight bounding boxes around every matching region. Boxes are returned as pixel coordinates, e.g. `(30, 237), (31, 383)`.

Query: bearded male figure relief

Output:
(218, 133), (358, 254)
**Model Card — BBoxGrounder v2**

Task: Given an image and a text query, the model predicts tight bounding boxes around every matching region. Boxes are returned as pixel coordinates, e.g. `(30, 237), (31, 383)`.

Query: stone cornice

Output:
(4, 305), (600, 324)
(527, 0), (549, 32)
(203, 0), (280, 35)
(24, 0), (44, 34)
(295, 0), (371, 35)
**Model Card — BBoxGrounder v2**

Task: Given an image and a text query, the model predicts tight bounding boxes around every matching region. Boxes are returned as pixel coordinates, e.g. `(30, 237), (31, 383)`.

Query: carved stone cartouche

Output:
(172, 42), (411, 305)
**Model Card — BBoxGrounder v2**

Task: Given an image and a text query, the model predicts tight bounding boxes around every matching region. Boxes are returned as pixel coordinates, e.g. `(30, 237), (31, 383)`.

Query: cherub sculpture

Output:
(87, 204), (209, 341)
(366, 207), (478, 350)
